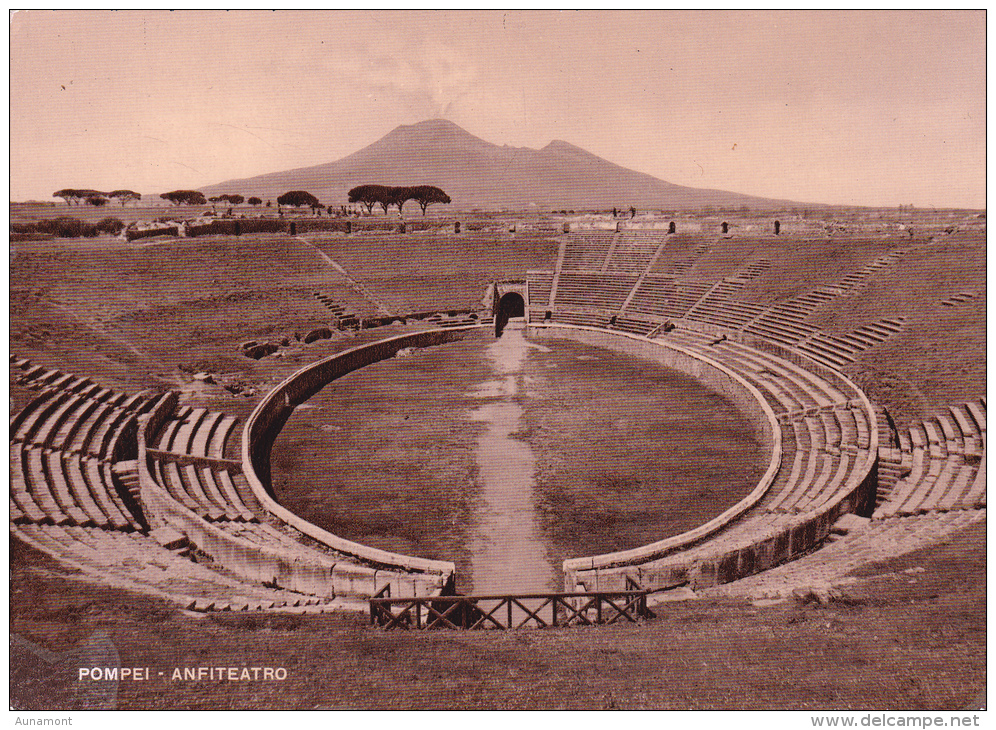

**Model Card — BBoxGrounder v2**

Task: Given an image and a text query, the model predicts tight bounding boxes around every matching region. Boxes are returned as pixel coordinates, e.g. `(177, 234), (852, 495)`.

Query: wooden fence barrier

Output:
(369, 587), (655, 630)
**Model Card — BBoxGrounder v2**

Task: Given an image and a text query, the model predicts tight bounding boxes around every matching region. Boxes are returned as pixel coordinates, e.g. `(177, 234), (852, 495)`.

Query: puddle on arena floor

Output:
(465, 319), (557, 596)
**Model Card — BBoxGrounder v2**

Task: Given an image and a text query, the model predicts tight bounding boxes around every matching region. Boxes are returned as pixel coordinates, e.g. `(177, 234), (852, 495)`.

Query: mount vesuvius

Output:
(199, 119), (800, 211)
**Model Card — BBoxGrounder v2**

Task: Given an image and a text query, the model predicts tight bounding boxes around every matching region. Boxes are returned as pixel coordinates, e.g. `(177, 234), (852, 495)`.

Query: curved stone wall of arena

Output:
(675, 318), (881, 521)
(241, 326), (489, 581)
(135, 392), (447, 599)
(135, 393), (340, 595)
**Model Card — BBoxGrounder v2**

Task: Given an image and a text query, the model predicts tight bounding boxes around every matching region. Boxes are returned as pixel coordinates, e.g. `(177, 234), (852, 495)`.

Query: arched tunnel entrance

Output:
(495, 292), (525, 337)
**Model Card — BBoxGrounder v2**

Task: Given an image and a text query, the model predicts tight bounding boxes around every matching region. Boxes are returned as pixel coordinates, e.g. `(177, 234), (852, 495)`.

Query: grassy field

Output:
(270, 334), (491, 572)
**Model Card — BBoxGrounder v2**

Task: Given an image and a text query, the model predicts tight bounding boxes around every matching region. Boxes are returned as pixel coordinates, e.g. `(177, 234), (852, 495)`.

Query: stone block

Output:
(690, 559), (718, 589)
(372, 570), (397, 598)
(232, 545), (278, 586)
(281, 559), (335, 597)
(332, 563), (378, 597)
(377, 570), (428, 598)
(772, 528), (792, 566)
(413, 574), (445, 597)
(303, 327), (332, 344)
(738, 544), (757, 577)
(754, 530), (783, 572)
(571, 569), (596, 593)
(789, 519), (818, 557)
(716, 549), (742, 584)
(243, 342), (279, 360)
(148, 526), (188, 550)
(643, 564), (689, 592)
(593, 569), (628, 592)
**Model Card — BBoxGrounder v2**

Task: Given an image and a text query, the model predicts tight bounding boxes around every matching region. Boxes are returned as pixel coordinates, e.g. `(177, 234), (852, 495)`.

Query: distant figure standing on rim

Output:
(629, 206), (636, 218)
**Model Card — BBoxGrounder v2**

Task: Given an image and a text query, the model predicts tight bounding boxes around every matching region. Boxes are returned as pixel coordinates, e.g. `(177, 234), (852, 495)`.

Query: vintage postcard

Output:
(8, 9), (985, 716)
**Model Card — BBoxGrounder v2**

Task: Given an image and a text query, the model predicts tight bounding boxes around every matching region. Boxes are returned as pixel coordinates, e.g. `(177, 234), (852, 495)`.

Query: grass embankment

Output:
(651, 227), (986, 424)
(9, 235), (383, 394)
(308, 231), (560, 313)
(10, 520), (984, 710)
(818, 232), (986, 426)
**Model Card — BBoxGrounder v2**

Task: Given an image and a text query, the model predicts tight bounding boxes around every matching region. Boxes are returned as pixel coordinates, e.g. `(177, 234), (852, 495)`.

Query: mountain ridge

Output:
(199, 119), (807, 210)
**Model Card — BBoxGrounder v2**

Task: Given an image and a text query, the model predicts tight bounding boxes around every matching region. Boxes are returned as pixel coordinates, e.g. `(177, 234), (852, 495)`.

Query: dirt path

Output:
(293, 236), (394, 317)
(465, 320), (557, 594)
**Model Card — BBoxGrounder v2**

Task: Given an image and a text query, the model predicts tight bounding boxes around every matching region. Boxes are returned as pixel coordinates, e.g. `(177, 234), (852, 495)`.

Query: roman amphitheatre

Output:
(9, 122), (985, 710)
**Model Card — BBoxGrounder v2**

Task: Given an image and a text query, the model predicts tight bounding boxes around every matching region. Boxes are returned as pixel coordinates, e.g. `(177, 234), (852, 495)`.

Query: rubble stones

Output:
(243, 342), (279, 359)
(304, 327), (332, 344)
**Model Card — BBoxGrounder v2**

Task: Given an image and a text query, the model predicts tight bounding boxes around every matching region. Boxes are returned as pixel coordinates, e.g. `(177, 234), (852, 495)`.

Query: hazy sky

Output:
(9, 10), (986, 208)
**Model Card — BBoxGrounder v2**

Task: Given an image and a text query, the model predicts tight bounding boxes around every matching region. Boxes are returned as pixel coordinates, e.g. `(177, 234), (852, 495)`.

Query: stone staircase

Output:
(112, 460), (142, 502)
(313, 291), (359, 329)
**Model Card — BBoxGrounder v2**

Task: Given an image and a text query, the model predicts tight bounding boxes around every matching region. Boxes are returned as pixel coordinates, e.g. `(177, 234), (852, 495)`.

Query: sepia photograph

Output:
(8, 9), (986, 714)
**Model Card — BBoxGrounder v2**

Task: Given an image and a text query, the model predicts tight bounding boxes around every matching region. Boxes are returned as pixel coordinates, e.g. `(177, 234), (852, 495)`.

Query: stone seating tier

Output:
(874, 400), (986, 518)
(12, 523), (341, 612)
